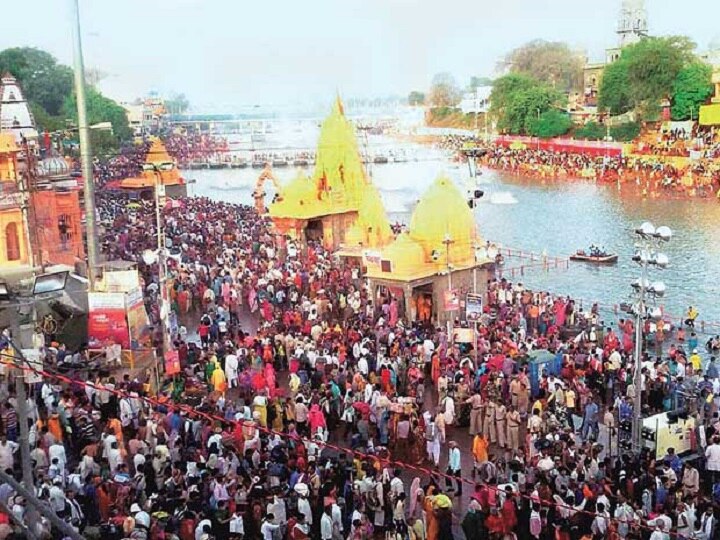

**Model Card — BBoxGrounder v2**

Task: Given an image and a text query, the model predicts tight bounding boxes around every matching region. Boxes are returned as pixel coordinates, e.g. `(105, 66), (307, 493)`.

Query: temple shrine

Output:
(364, 176), (493, 325)
(269, 97), (391, 251)
(113, 138), (187, 198)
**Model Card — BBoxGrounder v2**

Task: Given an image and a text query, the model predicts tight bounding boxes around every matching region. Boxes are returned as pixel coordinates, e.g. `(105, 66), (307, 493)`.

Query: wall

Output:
(0, 208), (28, 266)
(32, 190), (84, 266)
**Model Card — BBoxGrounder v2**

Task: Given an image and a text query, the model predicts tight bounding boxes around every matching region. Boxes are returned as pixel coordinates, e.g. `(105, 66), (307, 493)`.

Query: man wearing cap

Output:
(465, 391), (483, 436)
(506, 405), (521, 452)
(483, 399), (496, 443)
(494, 401), (507, 449)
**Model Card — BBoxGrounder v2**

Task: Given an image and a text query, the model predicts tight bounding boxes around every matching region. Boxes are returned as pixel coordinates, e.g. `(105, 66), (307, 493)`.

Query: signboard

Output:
(88, 292), (130, 349)
(453, 328), (474, 343)
(102, 270), (141, 293)
(466, 293), (483, 321)
(126, 287), (149, 348)
(362, 250), (382, 265)
(443, 289), (460, 311)
(164, 350), (180, 375)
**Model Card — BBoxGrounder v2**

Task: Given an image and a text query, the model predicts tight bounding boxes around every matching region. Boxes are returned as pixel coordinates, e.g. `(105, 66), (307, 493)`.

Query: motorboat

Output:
(570, 249), (618, 264)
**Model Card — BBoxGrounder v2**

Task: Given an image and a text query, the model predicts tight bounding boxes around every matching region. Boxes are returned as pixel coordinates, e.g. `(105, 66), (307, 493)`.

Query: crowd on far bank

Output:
(163, 133), (229, 167)
(442, 133), (720, 199)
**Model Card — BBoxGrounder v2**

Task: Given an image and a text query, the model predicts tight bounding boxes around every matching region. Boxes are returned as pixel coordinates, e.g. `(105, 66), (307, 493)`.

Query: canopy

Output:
(700, 104), (720, 126)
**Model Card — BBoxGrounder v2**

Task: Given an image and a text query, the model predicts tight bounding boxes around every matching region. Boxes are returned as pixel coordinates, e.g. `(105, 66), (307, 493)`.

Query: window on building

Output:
(58, 214), (73, 249)
(5, 222), (20, 261)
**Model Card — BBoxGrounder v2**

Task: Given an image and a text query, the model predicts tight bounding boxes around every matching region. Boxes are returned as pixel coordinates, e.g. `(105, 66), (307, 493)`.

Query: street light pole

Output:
(70, 0), (100, 290)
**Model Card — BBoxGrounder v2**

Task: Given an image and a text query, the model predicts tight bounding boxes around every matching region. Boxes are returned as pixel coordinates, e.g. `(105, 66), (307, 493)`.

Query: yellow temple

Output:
(269, 97), (391, 250)
(119, 138), (186, 195)
(0, 133), (29, 267)
(365, 175), (492, 325)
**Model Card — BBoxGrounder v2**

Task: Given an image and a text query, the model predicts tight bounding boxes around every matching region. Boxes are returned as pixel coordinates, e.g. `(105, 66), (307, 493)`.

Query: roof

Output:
(700, 104), (720, 126)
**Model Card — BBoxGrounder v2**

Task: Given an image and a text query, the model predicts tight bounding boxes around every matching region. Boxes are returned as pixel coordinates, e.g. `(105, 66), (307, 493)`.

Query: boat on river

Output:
(570, 250), (618, 264)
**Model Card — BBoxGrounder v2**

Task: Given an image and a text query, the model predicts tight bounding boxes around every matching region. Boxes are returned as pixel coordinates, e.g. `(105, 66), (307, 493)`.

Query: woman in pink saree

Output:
(264, 362), (277, 398)
(554, 298), (567, 327)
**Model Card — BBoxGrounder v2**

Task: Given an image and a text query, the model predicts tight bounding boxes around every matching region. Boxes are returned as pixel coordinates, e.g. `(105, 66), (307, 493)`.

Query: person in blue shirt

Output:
(445, 440), (463, 496)
(663, 447), (682, 475)
(581, 399), (599, 441)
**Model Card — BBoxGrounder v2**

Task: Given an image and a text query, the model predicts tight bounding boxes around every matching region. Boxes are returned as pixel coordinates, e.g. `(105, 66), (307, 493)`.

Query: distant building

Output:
(121, 95), (167, 136)
(582, 0), (649, 108)
(458, 86), (492, 115)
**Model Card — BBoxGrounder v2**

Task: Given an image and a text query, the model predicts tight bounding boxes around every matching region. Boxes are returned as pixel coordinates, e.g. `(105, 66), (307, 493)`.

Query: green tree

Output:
(63, 86), (131, 152)
(408, 91), (425, 106)
(428, 72), (461, 108)
(574, 121), (606, 140)
(610, 121), (641, 141)
(598, 36), (697, 119)
(597, 59), (633, 115)
(0, 47), (73, 116)
(503, 39), (585, 92)
(29, 102), (66, 133)
(490, 74), (565, 134)
(526, 110), (573, 138)
(671, 61), (713, 120)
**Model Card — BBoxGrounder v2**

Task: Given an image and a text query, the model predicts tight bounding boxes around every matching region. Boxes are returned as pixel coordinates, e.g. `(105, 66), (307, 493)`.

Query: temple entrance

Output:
(412, 283), (434, 325)
(305, 219), (323, 242)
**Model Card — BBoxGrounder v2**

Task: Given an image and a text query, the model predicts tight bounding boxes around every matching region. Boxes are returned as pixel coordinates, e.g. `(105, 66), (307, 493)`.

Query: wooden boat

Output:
(570, 251), (618, 264)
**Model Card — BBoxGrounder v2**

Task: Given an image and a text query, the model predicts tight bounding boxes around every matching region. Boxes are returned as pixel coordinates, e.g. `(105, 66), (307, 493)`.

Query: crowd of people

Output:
(89, 141), (152, 188)
(2, 172), (720, 540)
(163, 133), (229, 167)
(442, 131), (720, 199)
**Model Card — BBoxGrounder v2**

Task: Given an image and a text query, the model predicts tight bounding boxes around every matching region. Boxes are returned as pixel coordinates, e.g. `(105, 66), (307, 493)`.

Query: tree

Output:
(598, 36), (697, 119)
(29, 102), (66, 133)
(597, 59), (633, 115)
(165, 93), (190, 115)
(610, 122), (641, 142)
(408, 91), (425, 106)
(671, 61), (713, 120)
(428, 72), (461, 108)
(503, 40), (585, 92)
(490, 74), (565, 134)
(0, 47), (73, 116)
(63, 86), (131, 152)
(574, 121), (606, 140)
(526, 110), (573, 138)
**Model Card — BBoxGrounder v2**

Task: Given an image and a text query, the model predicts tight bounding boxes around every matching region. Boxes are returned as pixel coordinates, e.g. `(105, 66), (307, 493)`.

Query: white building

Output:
(458, 86), (492, 115)
(0, 73), (39, 144)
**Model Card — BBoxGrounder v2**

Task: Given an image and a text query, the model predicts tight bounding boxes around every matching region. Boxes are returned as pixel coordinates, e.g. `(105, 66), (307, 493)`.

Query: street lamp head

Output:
(636, 222), (656, 237)
(648, 306), (663, 321)
(655, 226), (672, 242)
(487, 246), (498, 259)
(649, 281), (667, 297)
(142, 249), (158, 265)
(654, 253), (669, 268)
(631, 277), (650, 291)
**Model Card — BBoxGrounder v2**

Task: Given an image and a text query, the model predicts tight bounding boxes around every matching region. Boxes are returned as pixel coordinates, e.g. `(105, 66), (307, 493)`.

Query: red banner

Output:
(88, 292), (130, 349)
(443, 289), (460, 311)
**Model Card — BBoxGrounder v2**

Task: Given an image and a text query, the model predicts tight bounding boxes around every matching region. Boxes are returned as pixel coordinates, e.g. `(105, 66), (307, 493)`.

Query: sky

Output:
(0, 0), (717, 112)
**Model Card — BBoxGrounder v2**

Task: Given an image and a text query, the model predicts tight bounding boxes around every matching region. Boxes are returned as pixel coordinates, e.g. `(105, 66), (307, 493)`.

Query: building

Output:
(110, 138), (187, 199)
(582, 0), (648, 106)
(0, 73), (39, 145)
(458, 86), (492, 116)
(0, 76), (85, 279)
(365, 176), (493, 326)
(269, 97), (392, 251)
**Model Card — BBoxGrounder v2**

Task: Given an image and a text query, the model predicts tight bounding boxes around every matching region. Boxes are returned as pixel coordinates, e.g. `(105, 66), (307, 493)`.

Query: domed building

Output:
(365, 175), (492, 325)
(269, 97), (391, 251)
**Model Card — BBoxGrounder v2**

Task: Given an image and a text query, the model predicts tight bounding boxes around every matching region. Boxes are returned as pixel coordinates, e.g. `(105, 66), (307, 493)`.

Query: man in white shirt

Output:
(295, 484), (313, 527)
(261, 513), (281, 540)
(229, 510), (244, 536)
(320, 506), (334, 540)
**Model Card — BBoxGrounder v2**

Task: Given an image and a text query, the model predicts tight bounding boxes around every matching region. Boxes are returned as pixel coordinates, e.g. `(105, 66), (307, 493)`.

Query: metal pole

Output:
(632, 259), (647, 450)
(70, 0), (100, 290)
(0, 469), (84, 540)
(153, 169), (168, 383)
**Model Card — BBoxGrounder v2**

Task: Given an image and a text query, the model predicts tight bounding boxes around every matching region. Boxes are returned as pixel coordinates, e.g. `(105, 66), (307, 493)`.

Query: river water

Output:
(185, 145), (720, 330)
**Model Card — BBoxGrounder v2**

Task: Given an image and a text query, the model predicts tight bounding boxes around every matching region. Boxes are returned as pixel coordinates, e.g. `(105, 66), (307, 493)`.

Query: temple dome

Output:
(381, 233), (427, 276)
(40, 156), (70, 177)
(409, 175), (480, 266)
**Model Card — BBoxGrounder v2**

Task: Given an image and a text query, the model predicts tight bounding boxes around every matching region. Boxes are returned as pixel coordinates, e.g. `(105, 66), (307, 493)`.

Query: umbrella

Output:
(434, 494), (452, 509)
(126, 202), (141, 209)
(527, 349), (555, 363)
(352, 402), (371, 416)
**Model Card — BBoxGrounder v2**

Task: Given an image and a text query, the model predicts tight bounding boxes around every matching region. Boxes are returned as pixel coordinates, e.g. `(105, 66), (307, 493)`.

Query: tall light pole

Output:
(70, 0), (100, 290)
(630, 222), (671, 450)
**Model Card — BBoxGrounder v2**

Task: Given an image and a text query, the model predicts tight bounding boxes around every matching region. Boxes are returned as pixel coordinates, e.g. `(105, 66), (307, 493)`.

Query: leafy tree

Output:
(63, 86), (131, 151)
(574, 121), (606, 140)
(0, 47), (73, 116)
(610, 121), (641, 142)
(165, 93), (189, 115)
(671, 61), (713, 120)
(428, 72), (461, 108)
(490, 74), (565, 134)
(29, 102), (66, 133)
(503, 40), (585, 92)
(597, 59), (633, 115)
(526, 110), (572, 138)
(598, 36), (697, 119)
(408, 91), (425, 106)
